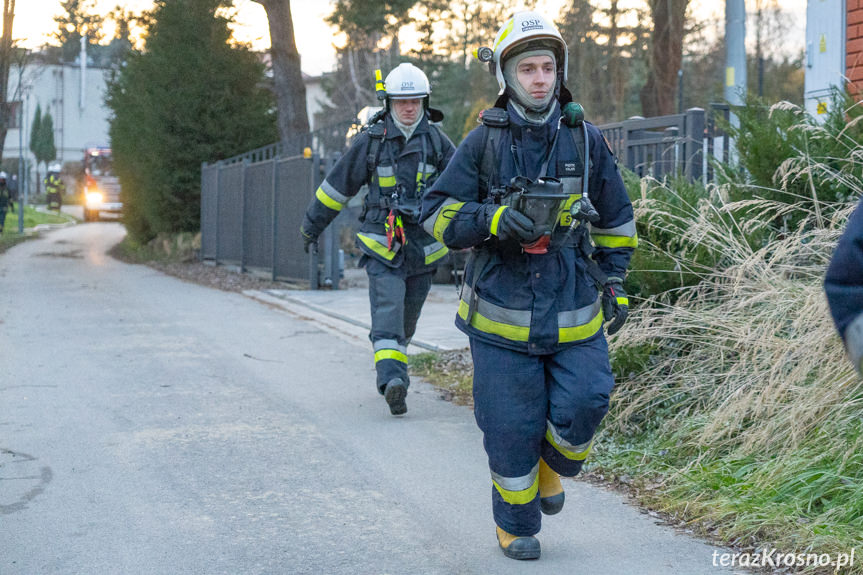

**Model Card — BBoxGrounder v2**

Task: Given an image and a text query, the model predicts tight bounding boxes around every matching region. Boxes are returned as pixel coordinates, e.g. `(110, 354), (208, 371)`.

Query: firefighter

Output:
(420, 12), (637, 559)
(300, 63), (456, 416)
(0, 172), (13, 233)
(825, 196), (863, 375)
(45, 164), (65, 212)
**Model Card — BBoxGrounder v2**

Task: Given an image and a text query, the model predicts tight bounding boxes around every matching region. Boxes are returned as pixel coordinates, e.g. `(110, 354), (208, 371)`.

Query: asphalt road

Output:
(0, 223), (743, 574)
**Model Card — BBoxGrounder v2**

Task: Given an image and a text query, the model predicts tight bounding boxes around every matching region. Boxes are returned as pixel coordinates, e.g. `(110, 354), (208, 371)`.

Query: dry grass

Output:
(600, 103), (863, 569)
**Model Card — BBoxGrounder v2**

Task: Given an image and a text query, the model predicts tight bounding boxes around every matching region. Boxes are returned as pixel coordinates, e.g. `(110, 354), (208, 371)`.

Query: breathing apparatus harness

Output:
(462, 100), (608, 325)
(362, 69), (445, 250)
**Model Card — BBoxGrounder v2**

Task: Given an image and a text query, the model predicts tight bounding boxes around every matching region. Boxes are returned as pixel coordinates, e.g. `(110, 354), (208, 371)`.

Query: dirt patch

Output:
(143, 260), (293, 293)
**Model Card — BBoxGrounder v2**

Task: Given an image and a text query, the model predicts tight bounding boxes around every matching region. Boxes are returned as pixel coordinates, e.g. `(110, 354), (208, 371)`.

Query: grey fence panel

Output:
(200, 163), (219, 260)
(273, 155), (316, 281)
(216, 163), (244, 264)
(242, 161), (275, 271)
(599, 108), (708, 182)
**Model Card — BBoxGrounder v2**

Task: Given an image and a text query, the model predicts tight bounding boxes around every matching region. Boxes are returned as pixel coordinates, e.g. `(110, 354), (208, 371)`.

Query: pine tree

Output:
(106, 0), (277, 243)
(39, 113), (57, 165)
(29, 104), (43, 195)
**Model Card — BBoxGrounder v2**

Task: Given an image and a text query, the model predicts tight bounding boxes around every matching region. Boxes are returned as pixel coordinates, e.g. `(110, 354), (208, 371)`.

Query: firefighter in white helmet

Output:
(300, 63), (456, 416)
(421, 11), (637, 559)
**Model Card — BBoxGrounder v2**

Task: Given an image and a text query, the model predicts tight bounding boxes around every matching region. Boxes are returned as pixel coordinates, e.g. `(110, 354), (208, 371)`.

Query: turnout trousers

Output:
(365, 257), (434, 393)
(470, 334), (615, 536)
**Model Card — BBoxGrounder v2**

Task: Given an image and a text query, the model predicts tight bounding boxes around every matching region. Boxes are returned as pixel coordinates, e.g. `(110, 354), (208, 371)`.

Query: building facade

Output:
(5, 61), (112, 170)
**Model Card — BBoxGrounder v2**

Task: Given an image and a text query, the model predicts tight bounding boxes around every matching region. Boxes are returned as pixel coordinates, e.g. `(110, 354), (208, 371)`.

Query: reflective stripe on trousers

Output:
(470, 334), (614, 536)
(366, 258), (433, 392)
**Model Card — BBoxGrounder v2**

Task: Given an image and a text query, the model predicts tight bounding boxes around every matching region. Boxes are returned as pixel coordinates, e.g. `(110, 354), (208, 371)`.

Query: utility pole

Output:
(725, 0), (747, 163)
(15, 50), (26, 234)
(724, 0), (747, 106)
(756, 5), (764, 97)
(16, 82), (23, 233)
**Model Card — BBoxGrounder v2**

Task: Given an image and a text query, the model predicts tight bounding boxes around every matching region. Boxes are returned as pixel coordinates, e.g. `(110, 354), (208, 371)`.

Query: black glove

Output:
(601, 281), (629, 336)
(300, 227), (318, 254)
(490, 205), (541, 243)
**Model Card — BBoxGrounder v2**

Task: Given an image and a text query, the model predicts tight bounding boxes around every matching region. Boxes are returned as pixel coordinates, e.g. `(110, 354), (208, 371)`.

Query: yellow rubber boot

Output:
(538, 458), (565, 515)
(496, 526), (541, 560)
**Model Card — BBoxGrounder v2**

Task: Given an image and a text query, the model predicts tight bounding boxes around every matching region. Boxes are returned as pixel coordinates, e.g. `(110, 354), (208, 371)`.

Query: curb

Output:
(243, 289), (450, 355)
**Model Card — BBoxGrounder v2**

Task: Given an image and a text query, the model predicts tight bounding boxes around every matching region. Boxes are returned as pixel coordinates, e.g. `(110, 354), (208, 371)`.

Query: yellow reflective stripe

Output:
(617, 296), (629, 306)
(546, 430), (593, 461)
(432, 201), (466, 243)
(357, 233), (397, 261)
(424, 244), (449, 265)
(458, 300), (530, 342)
(489, 206), (507, 236)
(315, 187), (344, 212)
(376, 166), (397, 188)
(494, 18), (515, 50)
(558, 310), (603, 343)
(416, 167), (436, 182)
(592, 233), (638, 248)
(493, 475), (538, 505)
(375, 349), (408, 364)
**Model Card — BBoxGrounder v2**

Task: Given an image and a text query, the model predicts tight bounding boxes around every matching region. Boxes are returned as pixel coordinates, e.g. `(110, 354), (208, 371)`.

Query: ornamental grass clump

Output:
(602, 98), (863, 566)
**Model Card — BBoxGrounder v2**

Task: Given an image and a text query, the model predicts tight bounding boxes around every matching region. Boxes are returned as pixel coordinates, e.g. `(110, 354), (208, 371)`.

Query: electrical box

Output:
(804, 0), (847, 119)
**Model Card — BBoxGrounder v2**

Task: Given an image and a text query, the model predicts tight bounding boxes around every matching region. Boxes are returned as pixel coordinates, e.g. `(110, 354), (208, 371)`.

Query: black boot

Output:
(384, 378), (407, 416)
(496, 527), (541, 560)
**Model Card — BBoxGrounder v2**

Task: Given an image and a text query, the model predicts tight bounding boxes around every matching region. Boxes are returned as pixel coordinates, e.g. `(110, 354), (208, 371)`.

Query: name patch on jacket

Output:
(557, 160), (584, 177)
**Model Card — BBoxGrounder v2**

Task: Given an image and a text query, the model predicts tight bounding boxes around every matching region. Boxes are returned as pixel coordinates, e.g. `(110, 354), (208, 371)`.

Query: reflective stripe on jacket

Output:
(420, 101), (636, 354)
(302, 112), (455, 269)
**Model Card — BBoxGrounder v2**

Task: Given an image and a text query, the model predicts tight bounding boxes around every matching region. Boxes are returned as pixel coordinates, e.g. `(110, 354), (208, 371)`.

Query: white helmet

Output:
(384, 63), (431, 106)
(0, 171), (6, 180)
(49, 162), (62, 173)
(480, 11), (568, 95)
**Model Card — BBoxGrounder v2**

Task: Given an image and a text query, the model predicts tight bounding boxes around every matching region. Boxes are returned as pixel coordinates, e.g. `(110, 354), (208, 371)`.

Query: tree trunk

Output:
(252, 0), (309, 151)
(640, 0), (688, 117)
(0, 0), (16, 162)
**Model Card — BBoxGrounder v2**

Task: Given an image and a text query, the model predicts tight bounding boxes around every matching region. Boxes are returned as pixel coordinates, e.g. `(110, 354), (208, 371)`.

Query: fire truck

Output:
(82, 147), (122, 222)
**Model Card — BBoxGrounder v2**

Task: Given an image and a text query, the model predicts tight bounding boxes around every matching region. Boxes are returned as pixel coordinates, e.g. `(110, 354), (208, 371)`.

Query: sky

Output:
(12, 0), (808, 77)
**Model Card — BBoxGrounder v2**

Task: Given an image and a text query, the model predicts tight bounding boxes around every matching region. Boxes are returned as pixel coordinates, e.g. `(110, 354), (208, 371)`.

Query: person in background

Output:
(300, 63), (456, 416)
(45, 163), (65, 212)
(825, 196), (863, 374)
(0, 172), (15, 234)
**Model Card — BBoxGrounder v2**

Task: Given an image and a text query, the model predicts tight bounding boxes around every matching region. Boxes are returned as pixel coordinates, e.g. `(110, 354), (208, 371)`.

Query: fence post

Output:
(663, 126), (678, 179)
(684, 108), (705, 181)
(200, 161), (207, 261)
(240, 158), (248, 273)
(270, 155), (280, 281)
(214, 160), (222, 265)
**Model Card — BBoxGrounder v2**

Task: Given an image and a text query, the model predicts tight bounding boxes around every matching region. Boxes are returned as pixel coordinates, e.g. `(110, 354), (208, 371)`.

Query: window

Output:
(3, 101), (21, 129)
